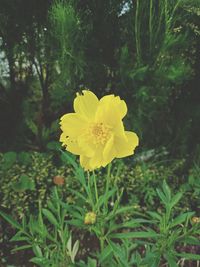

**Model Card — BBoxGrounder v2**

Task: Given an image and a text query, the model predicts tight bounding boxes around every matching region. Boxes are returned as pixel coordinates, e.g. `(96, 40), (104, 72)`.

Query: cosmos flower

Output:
(60, 90), (139, 170)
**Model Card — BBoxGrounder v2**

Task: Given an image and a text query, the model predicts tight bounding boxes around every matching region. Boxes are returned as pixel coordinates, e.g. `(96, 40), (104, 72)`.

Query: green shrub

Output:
(1, 153), (200, 267)
(0, 152), (73, 218)
(0, 150), (197, 218)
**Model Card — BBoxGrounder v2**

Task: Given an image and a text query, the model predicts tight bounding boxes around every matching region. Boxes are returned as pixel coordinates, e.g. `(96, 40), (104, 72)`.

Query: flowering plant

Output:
(0, 91), (200, 267)
(60, 90), (139, 170)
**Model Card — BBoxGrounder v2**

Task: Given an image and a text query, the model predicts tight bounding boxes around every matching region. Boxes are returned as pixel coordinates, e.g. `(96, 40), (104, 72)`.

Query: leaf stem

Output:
(92, 171), (99, 207)
(149, 0), (153, 52)
(106, 163), (111, 194)
(135, 0), (142, 65)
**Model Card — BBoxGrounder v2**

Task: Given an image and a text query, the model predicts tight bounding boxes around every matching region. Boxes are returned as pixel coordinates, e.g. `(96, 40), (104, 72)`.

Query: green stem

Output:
(54, 186), (61, 222)
(93, 171), (99, 206)
(99, 225), (106, 252)
(87, 171), (90, 188)
(105, 164), (112, 211)
(155, 1), (164, 40)
(172, 0), (181, 17)
(87, 171), (95, 209)
(135, 0), (142, 65)
(164, 0), (168, 31)
(149, 0), (153, 52)
(100, 237), (104, 252)
(168, 0), (182, 30)
(166, 207), (171, 225)
(106, 163), (111, 194)
(107, 238), (121, 265)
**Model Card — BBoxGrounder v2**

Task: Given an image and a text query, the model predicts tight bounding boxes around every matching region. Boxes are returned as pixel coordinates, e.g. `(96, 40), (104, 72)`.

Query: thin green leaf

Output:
(147, 211), (162, 221)
(165, 253), (178, 267)
(99, 244), (113, 263)
(10, 232), (29, 242)
(162, 180), (171, 202)
(110, 231), (160, 239)
(30, 257), (50, 265)
(180, 236), (200, 246)
(108, 221), (140, 233)
(12, 244), (32, 252)
(176, 252), (200, 260)
(76, 167), (87, 188)
(42, 209), (59, 227)
(66, 219), (84, 227)
(68, 188), (87, 202)
(67, 235), (72, 252)
(170, 212), (194, 228)
(141, 252), (161, 267)
(156, 189), (168, 204)
(22, 215), (27, 229)
(97, 188), (116, 209)
(133, 218), (154, 224)
(87, 257), (97, 267)
(33, 245), (43, 258)
(115, 205), (135, 216)
(71, 240), (79, 263)
(47, 200), (57, 214)
(0, 210), (22, 230)
(170, 192), (183, 208)
(108, 240), (128, 266)
(60, 150), (78, 170)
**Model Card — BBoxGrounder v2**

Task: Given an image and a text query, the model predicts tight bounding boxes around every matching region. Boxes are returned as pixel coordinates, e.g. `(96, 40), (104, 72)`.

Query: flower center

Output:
(89, 122), (111, 145)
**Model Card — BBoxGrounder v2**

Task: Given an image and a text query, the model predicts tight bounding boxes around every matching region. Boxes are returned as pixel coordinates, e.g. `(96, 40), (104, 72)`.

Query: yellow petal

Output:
(89, 146), (104, 169)
(60, 113), (87, 137)
(63, 137), (83, 155)
(100, 95), (127, 118)
(113, 121), (127, 139)
(60, 132), (68, 146)
(77, 136), (95, 158)
(80, 155), (92, 170)
(115, 131), (139, 158)
(103, 135), (116, 164)
(74, 90), (99, 120)
(95, 95), (127, 127)
(89, 138), (116, 169)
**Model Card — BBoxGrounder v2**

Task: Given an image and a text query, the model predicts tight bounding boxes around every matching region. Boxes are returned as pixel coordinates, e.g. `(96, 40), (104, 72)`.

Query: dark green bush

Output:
(1, 150), (199, 218)
(0, 152), (73, 217)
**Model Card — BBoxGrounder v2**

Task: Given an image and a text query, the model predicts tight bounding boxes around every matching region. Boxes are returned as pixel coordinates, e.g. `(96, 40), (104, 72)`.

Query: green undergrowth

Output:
(0, 150), (200, 266)
(0, 150), (199, 219)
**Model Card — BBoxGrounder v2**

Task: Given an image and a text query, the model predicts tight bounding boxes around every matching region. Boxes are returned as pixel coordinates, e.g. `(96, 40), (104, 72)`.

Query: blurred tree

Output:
(0, 0), (52, 149)
(0, 0), (84, 150)
(73, 0), (125, 94)
(117, 0), (199, 155)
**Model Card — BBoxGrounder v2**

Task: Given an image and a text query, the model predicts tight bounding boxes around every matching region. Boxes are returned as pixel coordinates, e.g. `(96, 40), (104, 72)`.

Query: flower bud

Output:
(53, 176), (65, 185)
(84, 212), (96, 225)
(191, 217), (200, 224)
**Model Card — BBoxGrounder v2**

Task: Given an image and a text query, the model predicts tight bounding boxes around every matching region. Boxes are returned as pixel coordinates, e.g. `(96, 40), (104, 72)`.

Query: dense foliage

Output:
(1, 149), (199, 219)
(0, 151), (200, 266)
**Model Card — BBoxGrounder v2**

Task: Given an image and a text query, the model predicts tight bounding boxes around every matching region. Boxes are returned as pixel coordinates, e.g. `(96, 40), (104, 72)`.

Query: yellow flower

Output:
(60, 90), (139, 170)
(84, 211), (96, 225)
